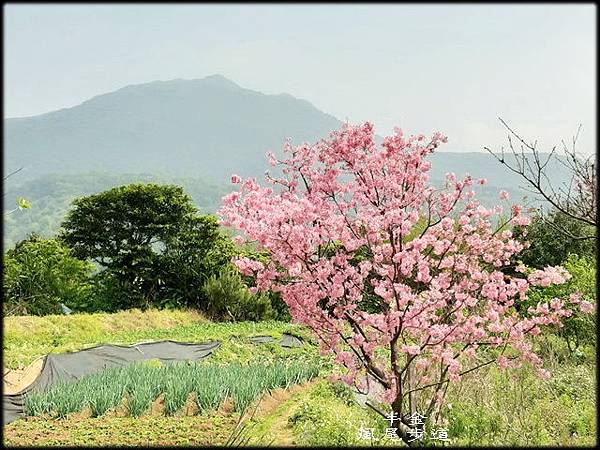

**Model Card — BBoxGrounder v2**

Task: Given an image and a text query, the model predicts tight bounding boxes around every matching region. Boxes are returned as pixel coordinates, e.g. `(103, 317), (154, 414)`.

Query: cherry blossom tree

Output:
(219, 122), (593, 445)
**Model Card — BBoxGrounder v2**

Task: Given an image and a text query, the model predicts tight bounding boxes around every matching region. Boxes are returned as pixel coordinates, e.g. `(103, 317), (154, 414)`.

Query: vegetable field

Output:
(24, 360), (320, 418)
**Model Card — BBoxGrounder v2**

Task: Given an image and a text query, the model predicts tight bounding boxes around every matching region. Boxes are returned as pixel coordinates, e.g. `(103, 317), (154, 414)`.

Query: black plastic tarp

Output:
(3, 340), (220, 426)
(249, 333), (304, 348)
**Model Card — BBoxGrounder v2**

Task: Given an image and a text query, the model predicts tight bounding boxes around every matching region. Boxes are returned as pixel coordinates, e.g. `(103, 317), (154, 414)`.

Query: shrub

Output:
(202, 265), (277, 321)
(527, 254), (597, 353)
(3, 234), (95, 316)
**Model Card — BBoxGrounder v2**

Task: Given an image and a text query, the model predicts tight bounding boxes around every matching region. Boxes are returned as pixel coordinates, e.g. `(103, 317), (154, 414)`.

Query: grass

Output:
(3, 308), (317, 369)
(24, 360), (321, 419)
(441, 347), (597, 446)
(270, 347), (596, 447)
(285, 380), (382, 447)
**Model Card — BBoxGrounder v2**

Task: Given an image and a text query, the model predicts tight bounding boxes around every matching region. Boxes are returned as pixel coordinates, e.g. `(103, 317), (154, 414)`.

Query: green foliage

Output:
(24, 360), (320, 419)
(202, 265), (278, 321)
(59, 183), (233, 311)
(16, 197), (31, 210)
(527, 254), (596, 352)
(159, 215), (234, 309)
(60, 183), (197, 269)
(516, 210), (596, 268)
(89, 271), (145, 313)
(3, 234), (95, 316)
(443, 362), (596, 446)
(287, 380), (380, 446)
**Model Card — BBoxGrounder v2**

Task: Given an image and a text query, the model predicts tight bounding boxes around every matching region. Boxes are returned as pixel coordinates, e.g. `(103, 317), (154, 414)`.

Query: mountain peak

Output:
(199, 74), (240, 88)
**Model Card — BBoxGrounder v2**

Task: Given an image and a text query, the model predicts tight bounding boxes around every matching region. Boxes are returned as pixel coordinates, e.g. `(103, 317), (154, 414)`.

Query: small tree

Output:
(220, 122), (594, 445)
(3, 234), (94, 315)
(60, 183), (232, 309)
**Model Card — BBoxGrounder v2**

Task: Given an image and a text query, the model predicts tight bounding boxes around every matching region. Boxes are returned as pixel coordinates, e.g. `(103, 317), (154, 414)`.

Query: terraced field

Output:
(3, 309), (596, 447)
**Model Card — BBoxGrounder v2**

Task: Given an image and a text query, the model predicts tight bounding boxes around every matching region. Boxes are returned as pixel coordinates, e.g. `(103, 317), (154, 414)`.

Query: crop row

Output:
(24, 360), (319, 418)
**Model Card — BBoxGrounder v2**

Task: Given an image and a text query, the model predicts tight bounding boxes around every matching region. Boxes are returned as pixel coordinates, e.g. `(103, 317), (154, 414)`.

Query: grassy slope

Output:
(2, 308), (316, 370)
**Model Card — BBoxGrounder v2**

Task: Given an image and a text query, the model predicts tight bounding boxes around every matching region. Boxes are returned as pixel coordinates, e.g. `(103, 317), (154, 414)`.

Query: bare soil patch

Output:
(3, 358), (44, 394)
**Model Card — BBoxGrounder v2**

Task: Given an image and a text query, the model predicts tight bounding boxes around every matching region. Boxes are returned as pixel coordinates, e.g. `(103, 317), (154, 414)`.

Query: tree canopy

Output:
(60, 183), (233, 309)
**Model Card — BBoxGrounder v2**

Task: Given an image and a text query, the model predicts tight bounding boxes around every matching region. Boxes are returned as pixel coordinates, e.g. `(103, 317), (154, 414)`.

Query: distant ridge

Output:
(4, 74), (342, 184)
(4, 74), (569, 189)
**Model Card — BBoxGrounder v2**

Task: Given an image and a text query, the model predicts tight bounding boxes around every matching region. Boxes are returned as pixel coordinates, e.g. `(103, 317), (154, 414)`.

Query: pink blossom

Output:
(499, 190), (510, 200)
(218, 121), (574, 421)
(580, 301), (595, 314)
(401, 344), (421, 355)
(497, 356), (510, 369)
(536, 368), (551, 379)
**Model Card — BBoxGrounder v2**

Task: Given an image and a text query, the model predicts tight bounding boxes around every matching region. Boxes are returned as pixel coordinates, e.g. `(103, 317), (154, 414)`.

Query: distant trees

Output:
(60, 183), (234, 310)
(2, 172), (230, 250)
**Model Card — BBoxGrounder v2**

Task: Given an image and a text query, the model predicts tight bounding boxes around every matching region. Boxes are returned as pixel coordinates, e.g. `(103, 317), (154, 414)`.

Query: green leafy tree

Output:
(515, 210), (595, 269)
(3, 234), (94, 316)
(60, 183), (232, 310)
(159, 215), (235, 308)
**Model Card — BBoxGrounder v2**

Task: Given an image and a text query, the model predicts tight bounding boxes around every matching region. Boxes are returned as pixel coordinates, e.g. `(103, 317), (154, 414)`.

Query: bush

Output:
(516, 210), (596, 268)
(3, 234), (95, 316)
(202, 265), (277, 321)
(526, 254), (596, 353)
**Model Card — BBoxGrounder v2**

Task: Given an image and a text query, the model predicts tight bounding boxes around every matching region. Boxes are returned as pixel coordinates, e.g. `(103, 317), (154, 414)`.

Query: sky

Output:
(3, 3), (596, 154)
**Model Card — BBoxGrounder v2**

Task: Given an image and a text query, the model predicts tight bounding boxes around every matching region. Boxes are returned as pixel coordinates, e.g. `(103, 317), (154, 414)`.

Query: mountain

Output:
(4, 74), (573, 247)
(5, 74), (571, 188)
(4, 74), (342, 184)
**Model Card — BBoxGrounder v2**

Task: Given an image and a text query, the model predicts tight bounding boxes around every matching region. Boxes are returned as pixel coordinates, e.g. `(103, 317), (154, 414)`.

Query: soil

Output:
(149, 393), (166, 416)
(174, 392), (199, 417)
(3, 358), (45, 394)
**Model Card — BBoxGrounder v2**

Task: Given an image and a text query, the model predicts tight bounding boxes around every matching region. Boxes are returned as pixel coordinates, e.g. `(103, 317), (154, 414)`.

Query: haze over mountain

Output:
(4, 74), (572, 247)
(5, 74), (570, 186)
(5, 74), (343, 184)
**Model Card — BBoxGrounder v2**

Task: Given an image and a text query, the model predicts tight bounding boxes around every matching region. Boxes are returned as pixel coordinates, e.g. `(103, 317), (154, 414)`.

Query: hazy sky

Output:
(4, 3), (596, 153)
